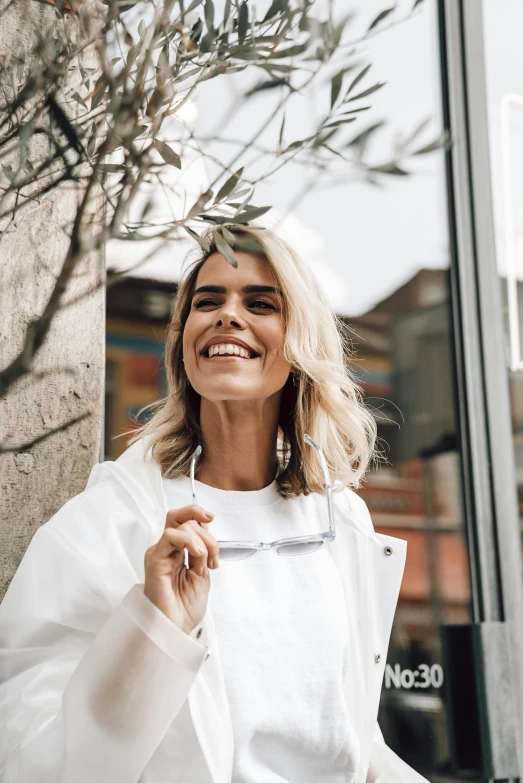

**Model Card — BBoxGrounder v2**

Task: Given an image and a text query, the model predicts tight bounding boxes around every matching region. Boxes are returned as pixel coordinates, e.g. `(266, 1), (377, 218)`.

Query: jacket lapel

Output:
(327, 520), (372, 783)
(365, 531), (407, 750)
(327, 516), (407, 783)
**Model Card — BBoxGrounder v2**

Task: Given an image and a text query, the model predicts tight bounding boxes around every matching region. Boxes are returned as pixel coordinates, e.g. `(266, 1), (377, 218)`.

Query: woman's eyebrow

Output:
(192, 284), (283, 297)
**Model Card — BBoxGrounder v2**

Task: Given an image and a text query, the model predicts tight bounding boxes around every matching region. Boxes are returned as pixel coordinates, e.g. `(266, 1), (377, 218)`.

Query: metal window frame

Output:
(438, 0), (523, 776)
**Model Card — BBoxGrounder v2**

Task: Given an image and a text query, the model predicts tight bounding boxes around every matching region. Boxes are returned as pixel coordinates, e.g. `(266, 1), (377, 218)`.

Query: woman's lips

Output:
(201, 354), (259, 361)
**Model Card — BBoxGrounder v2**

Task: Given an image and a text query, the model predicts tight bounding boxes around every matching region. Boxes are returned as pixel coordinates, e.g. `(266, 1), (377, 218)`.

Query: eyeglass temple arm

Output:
(303, 434), (334, 534)
(190, 445), (202, 505)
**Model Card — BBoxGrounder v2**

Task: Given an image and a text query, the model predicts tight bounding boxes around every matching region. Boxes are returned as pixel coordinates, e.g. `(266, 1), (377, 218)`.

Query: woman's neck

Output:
(196, 396), (280, 491)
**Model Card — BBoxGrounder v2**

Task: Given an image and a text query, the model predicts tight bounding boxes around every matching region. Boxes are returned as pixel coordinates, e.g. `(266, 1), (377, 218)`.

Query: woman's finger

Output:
(165, 505), (214, 530)
(181, 519), (220, 569)
(155, 527), (209, 577)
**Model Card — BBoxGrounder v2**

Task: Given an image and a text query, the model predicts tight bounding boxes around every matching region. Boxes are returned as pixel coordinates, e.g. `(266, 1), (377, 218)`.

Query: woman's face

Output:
(183, 251), (292, 402)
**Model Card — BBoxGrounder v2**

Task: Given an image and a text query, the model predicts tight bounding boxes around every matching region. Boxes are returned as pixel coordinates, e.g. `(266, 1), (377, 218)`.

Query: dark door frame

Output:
(438, 0), (523, 777)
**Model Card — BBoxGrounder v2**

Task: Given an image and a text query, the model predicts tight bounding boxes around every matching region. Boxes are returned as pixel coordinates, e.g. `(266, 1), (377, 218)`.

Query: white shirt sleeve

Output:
(0, 488), (210, 783)
(61, 581), (209, 783)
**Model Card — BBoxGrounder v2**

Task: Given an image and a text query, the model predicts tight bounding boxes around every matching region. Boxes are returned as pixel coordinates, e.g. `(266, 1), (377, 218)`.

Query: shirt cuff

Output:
(121, 583), (210, 671)
(188, 618), (210, 646)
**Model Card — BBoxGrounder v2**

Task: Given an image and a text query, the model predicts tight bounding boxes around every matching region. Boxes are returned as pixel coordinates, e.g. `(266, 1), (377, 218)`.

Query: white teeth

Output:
(207, 343), (254, 358)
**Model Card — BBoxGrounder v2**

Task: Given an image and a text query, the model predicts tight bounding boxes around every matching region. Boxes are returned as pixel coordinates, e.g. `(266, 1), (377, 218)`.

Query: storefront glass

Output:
(333, 4), (473, 779)
(482, 0), (523, 551)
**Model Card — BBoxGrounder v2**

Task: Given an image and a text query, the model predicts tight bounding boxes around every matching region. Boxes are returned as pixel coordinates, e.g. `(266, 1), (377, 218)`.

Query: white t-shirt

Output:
(163, 475), (360, 783)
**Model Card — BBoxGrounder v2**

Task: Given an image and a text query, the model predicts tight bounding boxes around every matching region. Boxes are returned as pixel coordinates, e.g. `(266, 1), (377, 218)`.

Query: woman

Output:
(0, 225), (428, 783)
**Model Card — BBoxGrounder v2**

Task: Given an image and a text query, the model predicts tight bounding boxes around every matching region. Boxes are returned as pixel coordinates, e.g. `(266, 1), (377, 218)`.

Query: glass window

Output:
(483, 0), (523, 539)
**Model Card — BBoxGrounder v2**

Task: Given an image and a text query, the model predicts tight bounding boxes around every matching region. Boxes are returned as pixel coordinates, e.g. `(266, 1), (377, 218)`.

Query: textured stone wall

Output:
(0, 0), (105, 599)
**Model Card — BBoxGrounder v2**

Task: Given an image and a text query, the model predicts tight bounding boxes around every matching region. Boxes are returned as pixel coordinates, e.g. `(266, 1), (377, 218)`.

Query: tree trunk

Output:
(0, 0), (105, 600)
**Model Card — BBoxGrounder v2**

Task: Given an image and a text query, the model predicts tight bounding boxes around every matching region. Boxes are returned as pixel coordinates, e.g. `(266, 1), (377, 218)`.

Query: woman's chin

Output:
(196, 381), (264, 401)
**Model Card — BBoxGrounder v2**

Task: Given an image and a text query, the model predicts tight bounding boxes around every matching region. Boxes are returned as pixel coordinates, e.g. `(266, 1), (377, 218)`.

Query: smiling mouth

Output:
(202, 354), (258, 361)
(201, 344), (259, 359)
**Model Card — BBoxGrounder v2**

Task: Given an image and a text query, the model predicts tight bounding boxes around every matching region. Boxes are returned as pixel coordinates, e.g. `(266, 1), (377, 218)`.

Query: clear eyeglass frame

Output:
(189, 434), (336, 561)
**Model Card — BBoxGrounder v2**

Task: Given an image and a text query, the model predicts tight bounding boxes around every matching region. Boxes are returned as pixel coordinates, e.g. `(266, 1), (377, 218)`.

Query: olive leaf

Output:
(370, 161), (409, 175)
(346, 64), (372, 97)
(154, 141), (182, 169)
(214, 229), (239, 267)
(331, 70), (344, 109)
(347, 82), (386, 102)
(185, 226), (211, 252)
(233, 205), (272, 222)
(216, 167), (244, 203)
(263, 0), (289, 23)
(245, 79), (290, 97)
(413, 133), (451, 155)
(367, 7), (395, 32)
(238, 2), (249, 45)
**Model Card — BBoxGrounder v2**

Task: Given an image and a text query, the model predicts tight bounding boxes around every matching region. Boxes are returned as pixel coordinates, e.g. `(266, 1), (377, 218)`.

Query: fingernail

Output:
(204, 511), (213, 520)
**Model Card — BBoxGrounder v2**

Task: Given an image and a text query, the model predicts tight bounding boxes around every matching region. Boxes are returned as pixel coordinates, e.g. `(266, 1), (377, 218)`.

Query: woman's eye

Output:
(193, 298), (276, 310)
(249, 299), (276, 310)
(193, 298), (217, 308)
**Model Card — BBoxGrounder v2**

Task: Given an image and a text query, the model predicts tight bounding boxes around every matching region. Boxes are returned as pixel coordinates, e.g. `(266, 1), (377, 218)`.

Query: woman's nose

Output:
(214, 302), (245, 328)
(215, 314), (242, 328)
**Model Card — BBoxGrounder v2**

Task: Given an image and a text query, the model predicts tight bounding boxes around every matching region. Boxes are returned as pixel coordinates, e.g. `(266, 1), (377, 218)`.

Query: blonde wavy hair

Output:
(128, 223), (378, 498)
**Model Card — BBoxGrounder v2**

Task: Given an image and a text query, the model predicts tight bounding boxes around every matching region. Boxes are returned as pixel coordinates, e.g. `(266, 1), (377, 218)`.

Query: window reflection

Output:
(338, 3), (473, 778)
(483, 0), (523, 534)
(346, 264), (472, 778)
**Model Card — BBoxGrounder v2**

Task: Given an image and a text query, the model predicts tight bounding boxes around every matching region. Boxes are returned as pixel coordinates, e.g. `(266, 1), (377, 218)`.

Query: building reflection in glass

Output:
(345, 268), (475, 780)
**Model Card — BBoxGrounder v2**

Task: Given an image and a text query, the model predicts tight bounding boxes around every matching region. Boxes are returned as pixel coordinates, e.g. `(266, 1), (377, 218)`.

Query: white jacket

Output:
(0, 439), (430, 783)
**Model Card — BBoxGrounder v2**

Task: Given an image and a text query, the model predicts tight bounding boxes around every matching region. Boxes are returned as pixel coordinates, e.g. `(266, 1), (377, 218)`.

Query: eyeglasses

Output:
(189, 434), (336, 561)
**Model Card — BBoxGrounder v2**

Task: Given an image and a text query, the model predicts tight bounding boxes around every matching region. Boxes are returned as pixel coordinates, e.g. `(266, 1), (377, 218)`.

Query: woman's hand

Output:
(144, 505), (219, 635)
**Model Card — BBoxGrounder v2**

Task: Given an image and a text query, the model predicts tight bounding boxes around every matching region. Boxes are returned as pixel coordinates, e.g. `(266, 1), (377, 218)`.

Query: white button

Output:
(196, 627), (203, 639)
(374, 652), (381, 664)
(383, 545), (393, 556)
